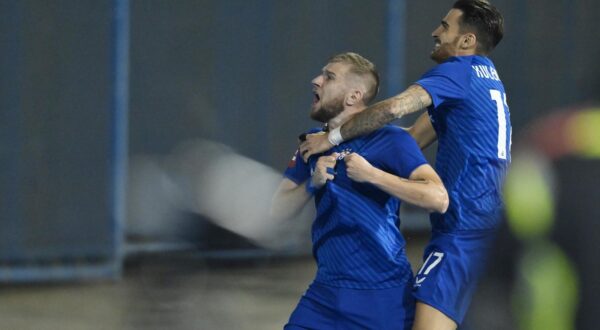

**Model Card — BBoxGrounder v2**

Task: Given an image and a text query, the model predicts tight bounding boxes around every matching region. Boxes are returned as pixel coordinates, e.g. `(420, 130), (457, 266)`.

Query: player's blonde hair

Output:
(328, 52), (380, 104)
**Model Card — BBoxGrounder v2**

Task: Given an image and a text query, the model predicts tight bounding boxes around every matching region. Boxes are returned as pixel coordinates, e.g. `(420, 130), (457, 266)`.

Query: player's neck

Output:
(455, 48), (478, 57)
(327, 104), (366, 129)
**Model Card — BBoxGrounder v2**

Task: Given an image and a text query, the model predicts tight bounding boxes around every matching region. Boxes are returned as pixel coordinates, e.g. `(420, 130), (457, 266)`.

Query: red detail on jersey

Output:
(287, 150), (298, 168)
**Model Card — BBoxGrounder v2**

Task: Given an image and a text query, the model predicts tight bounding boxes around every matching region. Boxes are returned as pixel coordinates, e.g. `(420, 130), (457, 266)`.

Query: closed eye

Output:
(323, 70), (336, 81)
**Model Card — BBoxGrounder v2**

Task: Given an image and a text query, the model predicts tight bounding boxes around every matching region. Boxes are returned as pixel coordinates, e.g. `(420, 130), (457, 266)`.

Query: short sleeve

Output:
(386, 129), (429, 179)
(283, 127), (325, 184)
(415, 57), (471, 109)
(283, 149), (310, 184)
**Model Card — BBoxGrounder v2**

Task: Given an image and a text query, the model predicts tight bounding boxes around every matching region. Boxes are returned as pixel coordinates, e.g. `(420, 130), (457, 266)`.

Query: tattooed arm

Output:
(299, 85), (432, 161)
(340, 84), (432, 140)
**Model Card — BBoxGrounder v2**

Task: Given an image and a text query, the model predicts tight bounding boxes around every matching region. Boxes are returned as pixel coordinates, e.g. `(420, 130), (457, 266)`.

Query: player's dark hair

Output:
(453, 0), (504, 54)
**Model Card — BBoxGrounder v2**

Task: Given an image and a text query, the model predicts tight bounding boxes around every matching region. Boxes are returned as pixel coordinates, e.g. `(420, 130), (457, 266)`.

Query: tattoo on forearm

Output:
(341, 85), (431, 140)
(341, 102), (396, 140)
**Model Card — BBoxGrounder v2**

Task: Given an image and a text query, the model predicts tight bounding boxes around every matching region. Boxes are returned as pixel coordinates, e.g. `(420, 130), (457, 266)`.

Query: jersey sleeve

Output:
(415, 58), (471, 109)
(283, 148), (310, 185)
(283, 127), (323, 184)
(385, 129), (429, 179)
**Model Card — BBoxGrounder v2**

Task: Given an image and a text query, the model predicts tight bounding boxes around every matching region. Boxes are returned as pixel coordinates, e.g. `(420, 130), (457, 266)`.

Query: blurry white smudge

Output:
(127, 155), (185, 239)
(128, 139), (313, 251)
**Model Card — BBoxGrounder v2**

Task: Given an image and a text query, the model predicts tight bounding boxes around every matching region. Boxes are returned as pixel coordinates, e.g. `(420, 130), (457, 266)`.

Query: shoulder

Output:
(306, 127), (324, 134)
(445, 55), (478, 67)
(299, 127), (325, 140)
(373, 125), (417, 146)
(371, 126), (427, 177)
(376, 125), (409, 136)
(424, 56), (475, 77)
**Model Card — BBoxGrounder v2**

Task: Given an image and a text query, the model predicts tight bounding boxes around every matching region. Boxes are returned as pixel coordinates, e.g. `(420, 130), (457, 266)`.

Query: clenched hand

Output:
(299, 132), (334, 162)
(312, 153), (340, 188)
(345, 153), (377, 183)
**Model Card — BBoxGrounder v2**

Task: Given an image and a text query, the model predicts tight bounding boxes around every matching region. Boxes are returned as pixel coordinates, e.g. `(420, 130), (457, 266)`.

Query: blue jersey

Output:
(416, 55), (511, 232)
(284, 126), (427, 289)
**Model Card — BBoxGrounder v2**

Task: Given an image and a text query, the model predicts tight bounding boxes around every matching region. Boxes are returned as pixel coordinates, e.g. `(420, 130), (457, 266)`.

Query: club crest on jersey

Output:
(337, 148), (352, 160)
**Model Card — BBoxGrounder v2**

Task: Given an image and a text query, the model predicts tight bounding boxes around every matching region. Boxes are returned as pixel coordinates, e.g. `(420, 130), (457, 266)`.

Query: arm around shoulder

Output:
(339, 84), (433, 142)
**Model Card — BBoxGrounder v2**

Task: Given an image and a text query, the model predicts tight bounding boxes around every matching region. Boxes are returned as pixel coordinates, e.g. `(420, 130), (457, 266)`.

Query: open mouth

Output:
(313, 92), (321, 104)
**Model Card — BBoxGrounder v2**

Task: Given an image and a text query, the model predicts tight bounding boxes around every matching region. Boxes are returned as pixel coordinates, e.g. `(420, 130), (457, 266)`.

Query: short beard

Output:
(310, 98), (344, 123)
(430, 36), (461, 63)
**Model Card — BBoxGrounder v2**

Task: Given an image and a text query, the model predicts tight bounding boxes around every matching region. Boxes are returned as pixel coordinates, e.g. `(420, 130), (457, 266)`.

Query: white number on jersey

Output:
(490, 89), (510, 160)
(414, 251), (444, 286)
(418, 251), (444, 276)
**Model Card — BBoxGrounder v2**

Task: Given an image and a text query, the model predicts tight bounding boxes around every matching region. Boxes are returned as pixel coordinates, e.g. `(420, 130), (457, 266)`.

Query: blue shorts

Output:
(412, 229), (497, 325)
(285, 281), (415, 330)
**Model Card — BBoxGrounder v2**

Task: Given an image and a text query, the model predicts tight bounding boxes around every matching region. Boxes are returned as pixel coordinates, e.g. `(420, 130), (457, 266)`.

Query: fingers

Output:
(343, 152), (362, 165)
(299, 141), (310, 161)
(344, 153), (372, 183)
(323, 172), (335, 181)
(344, 152), (356, 162)
(313, 153), (339, 185)
(300, 140), (315, 162)
(317, 153), (338, 171)
(298, 132), (331, 162)
(344, 153), (357, 175)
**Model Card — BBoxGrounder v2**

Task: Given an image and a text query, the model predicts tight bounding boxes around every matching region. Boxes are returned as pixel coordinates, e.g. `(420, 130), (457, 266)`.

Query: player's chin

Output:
(309, 109), (324, 122)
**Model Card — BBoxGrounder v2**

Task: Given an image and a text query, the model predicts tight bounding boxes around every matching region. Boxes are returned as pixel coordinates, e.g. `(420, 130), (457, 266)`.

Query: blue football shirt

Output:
(416, 55), (512, 232)
(284, 126), (427, 289)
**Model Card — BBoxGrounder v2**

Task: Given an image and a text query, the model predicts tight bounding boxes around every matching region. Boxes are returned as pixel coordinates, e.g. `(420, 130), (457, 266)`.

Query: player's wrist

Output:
(364, 166), (380, 183)
(327, 127), (344, 146)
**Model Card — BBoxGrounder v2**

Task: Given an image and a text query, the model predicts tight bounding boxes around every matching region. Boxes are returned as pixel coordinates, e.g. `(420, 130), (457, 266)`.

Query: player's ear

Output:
(345, 89), (363, 106)
(461, 33), (477, 50)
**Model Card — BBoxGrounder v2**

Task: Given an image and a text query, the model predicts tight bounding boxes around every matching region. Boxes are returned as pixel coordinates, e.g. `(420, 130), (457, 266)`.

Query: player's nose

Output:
(312, 75), (323, 87)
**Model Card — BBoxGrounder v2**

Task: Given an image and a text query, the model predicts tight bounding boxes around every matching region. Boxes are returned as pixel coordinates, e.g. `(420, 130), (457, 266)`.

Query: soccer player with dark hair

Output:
(272, 52), (448, 329)
(299, 1), (511, 329)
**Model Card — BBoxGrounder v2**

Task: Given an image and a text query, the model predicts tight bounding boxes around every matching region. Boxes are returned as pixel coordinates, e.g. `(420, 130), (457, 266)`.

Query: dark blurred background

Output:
(1, 0), (599, 329)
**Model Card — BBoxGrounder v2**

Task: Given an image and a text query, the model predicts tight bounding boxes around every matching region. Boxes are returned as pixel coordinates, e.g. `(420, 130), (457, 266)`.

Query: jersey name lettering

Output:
(471, 65), (500, 81)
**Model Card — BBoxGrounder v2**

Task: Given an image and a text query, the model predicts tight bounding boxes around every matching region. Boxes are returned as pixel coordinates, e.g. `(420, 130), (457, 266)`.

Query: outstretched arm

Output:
(299, 85), (432, 161)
